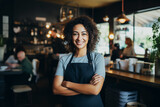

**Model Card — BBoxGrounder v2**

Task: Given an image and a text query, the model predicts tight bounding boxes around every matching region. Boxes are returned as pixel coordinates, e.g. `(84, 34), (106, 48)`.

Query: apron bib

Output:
(63, 53), (104, 107)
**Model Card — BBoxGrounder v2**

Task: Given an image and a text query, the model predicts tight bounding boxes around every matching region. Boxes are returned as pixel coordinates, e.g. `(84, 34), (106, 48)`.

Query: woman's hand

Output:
(62, 81), (70, 88)
(90, 74), (103, 85)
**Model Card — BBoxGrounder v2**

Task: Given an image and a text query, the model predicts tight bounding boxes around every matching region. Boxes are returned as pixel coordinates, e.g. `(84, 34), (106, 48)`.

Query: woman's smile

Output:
(76, 41), (84, 45)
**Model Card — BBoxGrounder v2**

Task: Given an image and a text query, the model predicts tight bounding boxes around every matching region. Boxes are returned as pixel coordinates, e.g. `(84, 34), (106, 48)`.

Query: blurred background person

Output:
(120, 37), (136, 58)
(111, 43), (120, 62)
(5, 45), (25, 68)
(14, 51), (33, 84)
(6, 50), (33, 86)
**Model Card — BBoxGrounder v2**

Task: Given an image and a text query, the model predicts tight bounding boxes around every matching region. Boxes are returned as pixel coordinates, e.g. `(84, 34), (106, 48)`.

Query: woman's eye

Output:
(73, 33), (78, 36)
(82, 33), (87, 36)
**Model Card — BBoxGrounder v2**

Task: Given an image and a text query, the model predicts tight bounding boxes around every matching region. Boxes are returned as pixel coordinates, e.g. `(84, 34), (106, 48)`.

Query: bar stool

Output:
(12, 85), (32, 107)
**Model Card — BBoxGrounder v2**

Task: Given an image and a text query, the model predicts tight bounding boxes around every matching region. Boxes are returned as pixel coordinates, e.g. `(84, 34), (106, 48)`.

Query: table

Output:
(0, 69), (22, 75)
(0, 68), (22, 100)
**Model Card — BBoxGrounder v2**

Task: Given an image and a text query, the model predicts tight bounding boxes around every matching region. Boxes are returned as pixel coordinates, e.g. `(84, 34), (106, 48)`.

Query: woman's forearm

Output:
(53, 85), (80, 96)
(63, 80), (104, 95)
(53, 76), (80, 96)
(68, 82), (98, 95)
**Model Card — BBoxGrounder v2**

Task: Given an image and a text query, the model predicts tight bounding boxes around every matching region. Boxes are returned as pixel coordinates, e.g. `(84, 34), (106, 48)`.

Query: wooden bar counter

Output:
(104, 67), (160, 107)
(105, 67), (160, 88)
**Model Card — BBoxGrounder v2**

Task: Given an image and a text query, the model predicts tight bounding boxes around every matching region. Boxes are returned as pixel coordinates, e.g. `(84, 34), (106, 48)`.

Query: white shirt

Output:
(122, 46), (136, 57)
(5, 55), (18, 64)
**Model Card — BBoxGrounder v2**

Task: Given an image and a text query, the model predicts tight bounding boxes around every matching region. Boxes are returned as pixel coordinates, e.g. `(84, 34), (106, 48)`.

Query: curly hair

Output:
(63, 15), (99, 52)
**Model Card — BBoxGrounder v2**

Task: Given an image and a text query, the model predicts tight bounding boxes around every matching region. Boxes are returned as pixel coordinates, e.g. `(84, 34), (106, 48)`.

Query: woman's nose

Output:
(77, 34), (82, 40)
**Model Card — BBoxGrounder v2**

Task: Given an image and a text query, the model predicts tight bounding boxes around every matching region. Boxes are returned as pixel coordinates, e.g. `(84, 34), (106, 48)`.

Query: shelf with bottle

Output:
(13, 35), (52, 46)
(114, 23), (131, 32)
(115, 27), (129, 32)
(13, 25), (47, 37)
(13, 21), (53, 46)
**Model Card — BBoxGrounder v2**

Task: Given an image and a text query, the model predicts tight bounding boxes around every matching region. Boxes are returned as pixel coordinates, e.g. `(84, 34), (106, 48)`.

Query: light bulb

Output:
(56, 33), (60, 38)
(46, 24), (50, 29)
(118, 19), (126, 23)
(103, 16), (109, 22)
(48, 30), (52, 34)
(109, 34), (114, 40)
(46, 34), (51, 38)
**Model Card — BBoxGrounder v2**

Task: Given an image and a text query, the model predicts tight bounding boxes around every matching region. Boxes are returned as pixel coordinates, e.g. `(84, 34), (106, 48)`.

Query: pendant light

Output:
(117, 0), (129, 23)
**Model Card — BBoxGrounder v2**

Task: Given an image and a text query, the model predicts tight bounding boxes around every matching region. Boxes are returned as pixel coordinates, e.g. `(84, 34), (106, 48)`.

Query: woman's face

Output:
(72, 24), (89, 50)
(125, 39), (129, 45)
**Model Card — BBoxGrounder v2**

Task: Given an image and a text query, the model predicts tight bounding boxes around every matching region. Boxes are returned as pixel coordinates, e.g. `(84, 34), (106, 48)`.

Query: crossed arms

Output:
(53, 74), (104, 96)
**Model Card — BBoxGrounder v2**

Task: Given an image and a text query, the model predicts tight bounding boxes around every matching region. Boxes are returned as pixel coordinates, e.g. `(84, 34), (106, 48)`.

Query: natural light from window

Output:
(96, 23), (110, 55)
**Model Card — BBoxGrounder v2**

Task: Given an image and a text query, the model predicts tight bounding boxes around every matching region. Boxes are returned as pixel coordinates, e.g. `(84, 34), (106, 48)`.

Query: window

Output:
(114, 7), (160, 55)
(96, 22), (110, 55)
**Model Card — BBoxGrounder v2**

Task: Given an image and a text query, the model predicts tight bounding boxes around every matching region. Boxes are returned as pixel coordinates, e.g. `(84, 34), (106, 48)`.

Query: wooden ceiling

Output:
(38, 0), (121, 8)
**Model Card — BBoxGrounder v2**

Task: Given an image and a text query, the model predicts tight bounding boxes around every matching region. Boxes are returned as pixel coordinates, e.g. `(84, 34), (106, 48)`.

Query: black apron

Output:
(63, 53), (104, 107)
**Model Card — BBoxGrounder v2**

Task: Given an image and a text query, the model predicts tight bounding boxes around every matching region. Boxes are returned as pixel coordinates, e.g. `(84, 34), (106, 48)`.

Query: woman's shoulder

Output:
(90, 51), (102, 55)
(90, 52), (104, 60)
(59, 53), (73, 63)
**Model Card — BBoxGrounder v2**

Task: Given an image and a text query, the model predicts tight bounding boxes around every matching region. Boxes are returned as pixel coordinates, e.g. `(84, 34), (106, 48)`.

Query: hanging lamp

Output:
(117, 0), (129, 23)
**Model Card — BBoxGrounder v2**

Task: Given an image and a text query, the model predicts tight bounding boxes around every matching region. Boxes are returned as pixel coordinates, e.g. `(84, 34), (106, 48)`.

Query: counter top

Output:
(105, 67), (160, 88)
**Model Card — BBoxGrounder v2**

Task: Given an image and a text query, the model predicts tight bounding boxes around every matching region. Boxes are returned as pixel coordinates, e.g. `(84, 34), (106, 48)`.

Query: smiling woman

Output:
(63, 16), (99, 53)
(72, 24), (89, 53)
(53, 16), (105, 107)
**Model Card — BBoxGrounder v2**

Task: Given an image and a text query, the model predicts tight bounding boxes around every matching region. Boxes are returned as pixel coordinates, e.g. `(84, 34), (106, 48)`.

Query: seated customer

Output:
(17, 51), (33, 75)
(5, 45), (25, 67)
(10, 51), (33, 85)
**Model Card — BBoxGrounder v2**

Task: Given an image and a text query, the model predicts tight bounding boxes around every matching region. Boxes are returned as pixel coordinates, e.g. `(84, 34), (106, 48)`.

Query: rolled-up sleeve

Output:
(55, 58), (64, 76)
(94, 54), (105, 78)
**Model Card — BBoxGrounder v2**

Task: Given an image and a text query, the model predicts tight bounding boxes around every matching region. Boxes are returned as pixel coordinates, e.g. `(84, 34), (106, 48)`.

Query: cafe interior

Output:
(0, 0), (160, 107)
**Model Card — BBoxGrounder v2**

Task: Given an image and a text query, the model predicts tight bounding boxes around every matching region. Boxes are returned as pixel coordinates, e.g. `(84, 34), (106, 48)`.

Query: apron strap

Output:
(87, 52), (92, 64)
(68, 52), (92, 64)
(68, 53), (74, 64)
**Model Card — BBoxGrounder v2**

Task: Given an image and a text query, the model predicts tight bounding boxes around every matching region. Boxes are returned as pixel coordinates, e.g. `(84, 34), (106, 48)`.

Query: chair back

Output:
(32, 59), (40, 76)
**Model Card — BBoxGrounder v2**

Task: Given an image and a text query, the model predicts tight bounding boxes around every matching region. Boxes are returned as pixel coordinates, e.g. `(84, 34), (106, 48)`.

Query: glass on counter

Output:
(112, 58), (155, 76)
